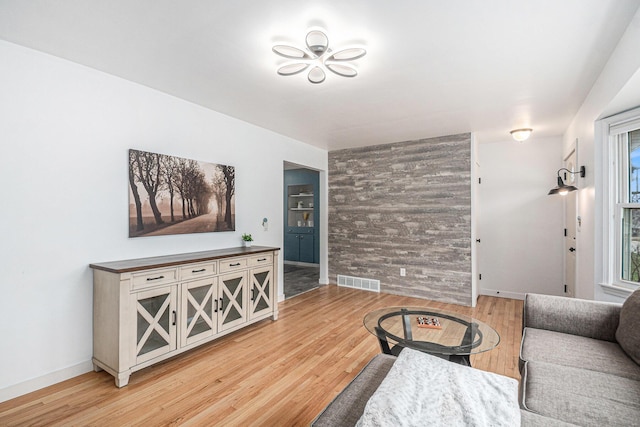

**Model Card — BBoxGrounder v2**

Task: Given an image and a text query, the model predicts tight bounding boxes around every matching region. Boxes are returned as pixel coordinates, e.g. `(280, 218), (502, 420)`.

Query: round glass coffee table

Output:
(363, 306), (500, 366)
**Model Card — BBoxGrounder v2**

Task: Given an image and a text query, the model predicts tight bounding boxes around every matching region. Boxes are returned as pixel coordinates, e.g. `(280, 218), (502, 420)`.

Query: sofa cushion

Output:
(616, 289), (640, 365)
(521, 327), (640, 380)
(521, 360), (640, 427)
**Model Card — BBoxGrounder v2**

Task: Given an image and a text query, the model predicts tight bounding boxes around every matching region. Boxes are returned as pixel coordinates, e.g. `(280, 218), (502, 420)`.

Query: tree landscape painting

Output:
(129, 149), (235, 237)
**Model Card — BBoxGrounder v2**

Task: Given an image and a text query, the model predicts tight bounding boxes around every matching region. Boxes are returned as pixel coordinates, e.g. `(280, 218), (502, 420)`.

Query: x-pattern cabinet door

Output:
(180, 277), (218, 347)
(218, 271), (247, 332)
(249, 266), (273, 320)
(134, 285), (177, 365)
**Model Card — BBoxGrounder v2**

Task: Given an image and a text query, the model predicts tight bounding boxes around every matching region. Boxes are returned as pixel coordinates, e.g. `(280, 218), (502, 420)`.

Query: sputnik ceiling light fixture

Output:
(272, 30), (366, 84)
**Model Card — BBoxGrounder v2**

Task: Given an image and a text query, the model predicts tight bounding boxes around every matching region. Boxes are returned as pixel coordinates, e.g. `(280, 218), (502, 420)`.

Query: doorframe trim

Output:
(563, 145), (578, 298)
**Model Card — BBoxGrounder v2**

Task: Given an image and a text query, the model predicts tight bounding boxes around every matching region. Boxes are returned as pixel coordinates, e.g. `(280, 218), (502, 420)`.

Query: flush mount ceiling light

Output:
(272, 30), (366, 84)
(510, 128), (533, 142)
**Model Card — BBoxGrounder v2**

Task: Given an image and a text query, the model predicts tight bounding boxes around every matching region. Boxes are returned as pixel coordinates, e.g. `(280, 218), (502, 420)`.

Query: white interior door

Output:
(564, 150), (577, 297)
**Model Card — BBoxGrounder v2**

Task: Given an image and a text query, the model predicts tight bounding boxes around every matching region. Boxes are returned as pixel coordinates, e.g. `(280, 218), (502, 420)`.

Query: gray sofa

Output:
(313, 291), (640, 426)
(519, 292), (640, 426)
(312, 353), (396, 427)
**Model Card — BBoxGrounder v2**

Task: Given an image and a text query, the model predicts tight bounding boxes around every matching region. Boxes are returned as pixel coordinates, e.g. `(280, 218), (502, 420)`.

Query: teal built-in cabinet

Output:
(284, 168), (319, 264)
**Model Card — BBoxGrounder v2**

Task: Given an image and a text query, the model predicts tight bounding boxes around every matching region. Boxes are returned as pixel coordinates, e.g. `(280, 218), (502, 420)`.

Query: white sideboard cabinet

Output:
(90, 246), (279, 387)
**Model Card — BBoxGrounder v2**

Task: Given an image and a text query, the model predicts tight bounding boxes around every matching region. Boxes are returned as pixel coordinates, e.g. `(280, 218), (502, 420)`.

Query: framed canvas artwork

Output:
(128, 149), (235, 237)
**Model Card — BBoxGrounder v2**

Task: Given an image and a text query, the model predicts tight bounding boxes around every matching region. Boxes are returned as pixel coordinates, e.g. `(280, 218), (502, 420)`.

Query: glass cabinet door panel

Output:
(134, 286), (177, 364)
(222, 277), (242, 322)
(225, 304), (242, 323)
(254, 271), (269, 311)
(249, 267), (273, 319)
(181, 278), (217, 346)
(139, 327), (167, 356)
(219, 272), (247, 331)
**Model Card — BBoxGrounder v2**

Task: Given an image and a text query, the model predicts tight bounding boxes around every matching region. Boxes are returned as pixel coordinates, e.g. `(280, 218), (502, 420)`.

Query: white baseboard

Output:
(0, 360), (93, 403)
(479, 288), (526, 300)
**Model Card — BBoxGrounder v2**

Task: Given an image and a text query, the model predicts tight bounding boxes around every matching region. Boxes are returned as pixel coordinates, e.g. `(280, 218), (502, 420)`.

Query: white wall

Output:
(0, 40), (327, 401)
(477, 136), (564, 299)
(563, 8), (640, 302)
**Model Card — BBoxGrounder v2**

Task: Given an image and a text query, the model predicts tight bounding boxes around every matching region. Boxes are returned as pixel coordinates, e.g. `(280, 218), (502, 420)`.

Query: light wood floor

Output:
(0, 286), (523, 426)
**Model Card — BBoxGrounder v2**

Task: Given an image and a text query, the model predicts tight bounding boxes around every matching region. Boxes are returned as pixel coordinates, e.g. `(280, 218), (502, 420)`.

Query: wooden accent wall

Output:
(328, 133), (472, 305)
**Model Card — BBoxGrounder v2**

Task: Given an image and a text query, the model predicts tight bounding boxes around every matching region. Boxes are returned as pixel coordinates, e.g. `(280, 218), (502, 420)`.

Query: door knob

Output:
(569, 247), (576, 252)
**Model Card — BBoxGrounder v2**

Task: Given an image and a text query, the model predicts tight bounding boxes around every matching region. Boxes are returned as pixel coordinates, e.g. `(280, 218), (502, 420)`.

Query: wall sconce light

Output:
(510, 128), (533, 142)
(548, 166), (586, 195)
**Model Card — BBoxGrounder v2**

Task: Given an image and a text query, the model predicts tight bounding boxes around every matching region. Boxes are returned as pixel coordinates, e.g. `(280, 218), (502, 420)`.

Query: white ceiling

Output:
(1, 0), (639, 150)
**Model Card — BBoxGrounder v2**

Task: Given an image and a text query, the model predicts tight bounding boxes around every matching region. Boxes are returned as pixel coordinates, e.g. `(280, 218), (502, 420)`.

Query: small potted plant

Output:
(241, 233), (253, 247)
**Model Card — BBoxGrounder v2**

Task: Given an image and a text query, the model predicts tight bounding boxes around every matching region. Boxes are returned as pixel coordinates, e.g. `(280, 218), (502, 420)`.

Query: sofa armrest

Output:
(523, 293), (621, 342)
(311, 354), (397, 427)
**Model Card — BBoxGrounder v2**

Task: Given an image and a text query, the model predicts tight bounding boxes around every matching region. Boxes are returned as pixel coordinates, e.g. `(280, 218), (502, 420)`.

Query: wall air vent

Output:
(337, 274), (380, 293)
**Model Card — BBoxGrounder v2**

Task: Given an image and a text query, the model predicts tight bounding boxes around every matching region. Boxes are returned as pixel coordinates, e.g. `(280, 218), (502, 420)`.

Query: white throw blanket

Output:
(356, 348), (520, 427)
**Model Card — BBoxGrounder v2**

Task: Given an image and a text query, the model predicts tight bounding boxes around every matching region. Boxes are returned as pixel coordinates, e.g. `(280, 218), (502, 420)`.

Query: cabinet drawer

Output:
(180, 262), (216, 280)
(248, 253), (273, 267)
(131, 267), (178, 291)
(219, 257), (248, 273)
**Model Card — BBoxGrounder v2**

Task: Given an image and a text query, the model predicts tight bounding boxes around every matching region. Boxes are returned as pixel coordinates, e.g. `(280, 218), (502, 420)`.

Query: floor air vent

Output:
(337, 275), (380, 293)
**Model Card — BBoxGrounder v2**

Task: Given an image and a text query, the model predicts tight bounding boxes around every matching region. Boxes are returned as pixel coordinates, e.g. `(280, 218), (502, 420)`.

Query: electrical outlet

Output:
(400, 268), (406, 277)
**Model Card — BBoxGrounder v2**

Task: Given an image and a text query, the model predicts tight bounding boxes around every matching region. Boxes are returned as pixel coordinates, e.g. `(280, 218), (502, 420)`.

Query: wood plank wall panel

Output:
(328, 133), (472, 305)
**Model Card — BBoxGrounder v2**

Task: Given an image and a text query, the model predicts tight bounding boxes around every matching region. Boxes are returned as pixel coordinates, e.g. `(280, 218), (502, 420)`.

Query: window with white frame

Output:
(603, 109), (640, 294)
(618, 129), (640, 284)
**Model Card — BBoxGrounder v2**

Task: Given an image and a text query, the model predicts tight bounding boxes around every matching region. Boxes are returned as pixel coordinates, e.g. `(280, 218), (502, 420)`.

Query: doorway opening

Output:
(283, 162), (320, 298)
